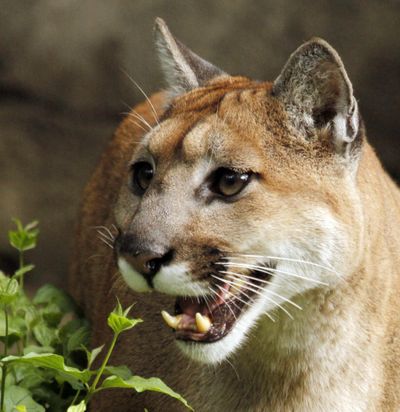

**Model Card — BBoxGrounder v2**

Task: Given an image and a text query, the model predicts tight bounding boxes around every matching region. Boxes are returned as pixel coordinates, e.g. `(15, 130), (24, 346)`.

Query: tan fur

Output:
(69, 46), (400, 410)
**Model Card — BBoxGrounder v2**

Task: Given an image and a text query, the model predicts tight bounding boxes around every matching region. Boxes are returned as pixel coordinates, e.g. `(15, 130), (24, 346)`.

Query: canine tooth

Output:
(195, 312), (212, 333)
(161, 311), (181, 329)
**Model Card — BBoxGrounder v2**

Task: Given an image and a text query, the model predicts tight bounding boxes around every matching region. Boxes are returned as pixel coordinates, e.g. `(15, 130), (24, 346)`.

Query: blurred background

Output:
(0, 0), (399, 288)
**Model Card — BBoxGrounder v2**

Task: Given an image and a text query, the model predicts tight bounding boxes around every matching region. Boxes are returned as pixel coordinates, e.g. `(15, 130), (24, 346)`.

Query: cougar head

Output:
(114, 18), (363, 364)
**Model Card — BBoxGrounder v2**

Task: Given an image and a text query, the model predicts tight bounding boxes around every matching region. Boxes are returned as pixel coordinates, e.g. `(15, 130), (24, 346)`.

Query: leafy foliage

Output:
(0, 219), (192, 411)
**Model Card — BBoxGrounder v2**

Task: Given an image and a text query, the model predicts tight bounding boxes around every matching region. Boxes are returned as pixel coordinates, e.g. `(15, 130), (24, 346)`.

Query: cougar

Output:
(69, 18), (400, 411)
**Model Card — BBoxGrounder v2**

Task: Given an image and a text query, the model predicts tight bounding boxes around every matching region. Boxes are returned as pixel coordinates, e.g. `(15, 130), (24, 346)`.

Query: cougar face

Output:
(113, 81), (359, 364)
(112, 18), (364, 364)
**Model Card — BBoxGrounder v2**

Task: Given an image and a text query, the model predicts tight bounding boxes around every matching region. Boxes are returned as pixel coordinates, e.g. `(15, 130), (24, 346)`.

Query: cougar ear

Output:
(273, 38), (360, 154)
(154, 18), (226, 97)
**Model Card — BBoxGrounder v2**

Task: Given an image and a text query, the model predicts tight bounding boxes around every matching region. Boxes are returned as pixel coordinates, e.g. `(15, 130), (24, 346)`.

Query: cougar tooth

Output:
(195, 312), (212, 333)
(161, 311), (181, 329)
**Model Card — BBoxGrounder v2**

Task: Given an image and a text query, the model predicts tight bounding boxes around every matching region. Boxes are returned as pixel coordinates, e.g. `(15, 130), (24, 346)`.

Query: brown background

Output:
(0, 0), (399, 288)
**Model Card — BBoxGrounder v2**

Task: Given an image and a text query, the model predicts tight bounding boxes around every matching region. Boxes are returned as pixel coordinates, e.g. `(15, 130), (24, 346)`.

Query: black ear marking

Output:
(154, 18), (226, 98)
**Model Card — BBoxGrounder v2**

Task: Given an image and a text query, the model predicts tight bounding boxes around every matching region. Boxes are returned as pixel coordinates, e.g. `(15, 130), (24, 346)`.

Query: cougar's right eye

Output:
(131, 161), (154, 194)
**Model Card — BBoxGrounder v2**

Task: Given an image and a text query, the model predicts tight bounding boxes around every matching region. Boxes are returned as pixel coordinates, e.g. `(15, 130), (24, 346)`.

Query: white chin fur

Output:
(117, 257), (151, 293)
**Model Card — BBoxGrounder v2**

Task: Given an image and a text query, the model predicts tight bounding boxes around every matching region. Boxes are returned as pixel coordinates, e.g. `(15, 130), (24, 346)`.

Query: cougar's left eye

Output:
(211, 168), (252, 197)
(131, 161), (154, 193)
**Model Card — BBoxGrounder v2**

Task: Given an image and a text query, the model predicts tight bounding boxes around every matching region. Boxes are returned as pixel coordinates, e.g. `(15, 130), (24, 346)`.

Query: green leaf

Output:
(100, 375), (193, 410)
(24, 221), (39, 232)
(67, 400), (87, 412)
(13, 364), (48, 390)
(104, 365), (132, 380)
(85, 345), (104, 368)
(14, 264), (35, 280)
(107, 302), (142, 335)
(66, 326), (90, 354)
(40, 303), (63, 327)
(33, 284), (75, 313)
(3, 385), (45, 412)
(8, 219), (39, 252)
(59, 318), (88, 340)
(0, 312), (23, 344)
(2, 353), (91, 383)
(32, 323), (56, 347)
(23, 345), (54, 355)
(23, 305), (40, 330)
(29, 385), (70, 412)
(0, 278), (19, 305)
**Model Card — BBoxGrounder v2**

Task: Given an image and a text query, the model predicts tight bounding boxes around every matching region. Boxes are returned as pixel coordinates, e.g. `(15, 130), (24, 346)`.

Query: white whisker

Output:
(96, 230), (114, 244)
(216, 274), (292, 320)
(92, 225), (115, 239)
(127, 111), (153, 131)
(213, 285), (239, 321)
(121, 69), (160, 127)
(203, 289), (215, 315)
(129, 118), (150, 134)
(218, 262), (328, 286)
(221, 270), (303, 311)
(213, 275), (277, 322)
(98, 236), (114, 249)
(210, 286), (250, 335)
(228, 254), (339, 276)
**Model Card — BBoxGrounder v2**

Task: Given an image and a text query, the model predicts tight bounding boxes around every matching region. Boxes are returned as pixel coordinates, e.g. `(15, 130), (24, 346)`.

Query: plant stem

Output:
(85, 332), (119, 402)
(0, 307), (9, 412)
(69, 389), (81, 407)
(19, 251), (24, 289)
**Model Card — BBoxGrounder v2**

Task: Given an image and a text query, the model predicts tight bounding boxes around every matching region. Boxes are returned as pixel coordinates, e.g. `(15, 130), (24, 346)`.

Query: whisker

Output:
(213, 275), (277, 322)
(92, 225), (114, 237)
(214, 277), (255, 308)
(93, 225), (114, 239)
(121, 69), (160, 127)
(95, 228), (115, 242)
(228, 254), (339, 276)
(224, 286), (277, 323)
(203, 289), (215, 315)
(225, 357), (240, 381)
(211, 286), (251, 335)
(96, 230), (114, 244)
(221, 270), (302, 310)
(218, 262), (328, 286)
(213, 285), (239, 321)
(97, 236), (114, 249)
(215, 274), (292, 320)
(127, 111), (153, 131)
(129, 118), (150, 134)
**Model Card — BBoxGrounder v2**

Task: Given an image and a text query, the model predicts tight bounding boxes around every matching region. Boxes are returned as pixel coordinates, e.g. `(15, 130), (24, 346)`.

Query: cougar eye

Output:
(131, 161), (154, 193)
(211, 168), (252, 197)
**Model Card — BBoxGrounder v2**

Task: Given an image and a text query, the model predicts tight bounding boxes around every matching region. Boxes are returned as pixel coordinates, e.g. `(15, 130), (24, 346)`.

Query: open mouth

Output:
(161, 266), (273, 343)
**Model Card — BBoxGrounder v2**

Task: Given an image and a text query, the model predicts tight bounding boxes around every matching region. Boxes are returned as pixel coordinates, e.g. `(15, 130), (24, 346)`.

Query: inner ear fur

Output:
(273, 38), (360, 154)
(154, 17), (226, 98)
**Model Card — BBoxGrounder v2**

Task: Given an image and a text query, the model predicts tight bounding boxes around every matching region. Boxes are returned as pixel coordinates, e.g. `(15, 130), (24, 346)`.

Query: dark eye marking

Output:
(209, 167), (253, 198)
(131, 161), (154, 194)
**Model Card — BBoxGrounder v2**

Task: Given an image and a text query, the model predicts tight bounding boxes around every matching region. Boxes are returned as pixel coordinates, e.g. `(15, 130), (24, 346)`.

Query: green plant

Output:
(0, 219), (192, 411)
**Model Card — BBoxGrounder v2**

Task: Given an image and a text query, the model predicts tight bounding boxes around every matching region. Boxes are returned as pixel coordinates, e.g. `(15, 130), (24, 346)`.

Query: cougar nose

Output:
(116, 234), (173, 287)
(125, 250), (173, 287)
